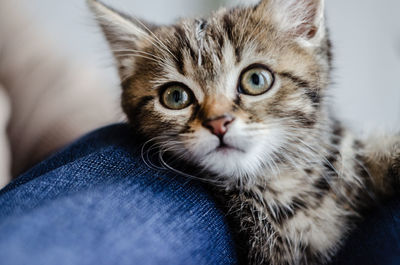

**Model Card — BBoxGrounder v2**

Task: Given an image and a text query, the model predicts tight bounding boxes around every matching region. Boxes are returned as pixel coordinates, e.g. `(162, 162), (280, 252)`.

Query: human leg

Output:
(331, 199), (400, 265)
(0, 124), (237, 265)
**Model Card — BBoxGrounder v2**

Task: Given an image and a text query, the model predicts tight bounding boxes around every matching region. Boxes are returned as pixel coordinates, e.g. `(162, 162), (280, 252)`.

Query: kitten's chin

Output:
(183, 125), (285, 181)
(208, 145), (245, 156)
(198, 146), (264, 180)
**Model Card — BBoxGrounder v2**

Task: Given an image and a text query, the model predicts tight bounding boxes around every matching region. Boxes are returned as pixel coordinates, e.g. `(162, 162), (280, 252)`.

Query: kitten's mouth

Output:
(213, 142), (245, 154)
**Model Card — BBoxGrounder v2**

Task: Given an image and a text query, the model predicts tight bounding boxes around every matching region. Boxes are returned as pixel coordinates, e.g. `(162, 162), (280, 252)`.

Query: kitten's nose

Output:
(203, 115), (235, 138)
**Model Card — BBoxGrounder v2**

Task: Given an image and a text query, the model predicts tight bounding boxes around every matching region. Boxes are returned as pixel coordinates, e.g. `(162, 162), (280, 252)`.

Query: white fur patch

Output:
(183, 118), (287, 184)
(267, 0), (326, 46)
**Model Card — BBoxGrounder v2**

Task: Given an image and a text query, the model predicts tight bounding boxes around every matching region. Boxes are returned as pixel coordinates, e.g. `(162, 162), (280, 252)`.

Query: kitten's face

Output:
(89, 0), (331, 183)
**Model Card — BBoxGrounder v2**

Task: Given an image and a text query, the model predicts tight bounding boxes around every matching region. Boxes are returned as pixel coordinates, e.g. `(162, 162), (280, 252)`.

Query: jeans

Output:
(0, 124), (237, 265)
(0, 124), (399, 265)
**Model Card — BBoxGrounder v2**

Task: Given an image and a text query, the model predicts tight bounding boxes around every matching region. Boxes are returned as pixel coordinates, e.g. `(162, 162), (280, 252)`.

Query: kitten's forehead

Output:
(131, 3), (326, 103)
(168, 17), (231, 81)
(147, 7), (278, 95)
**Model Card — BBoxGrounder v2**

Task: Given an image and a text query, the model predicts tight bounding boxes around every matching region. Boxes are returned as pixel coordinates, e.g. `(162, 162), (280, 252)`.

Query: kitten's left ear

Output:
(87, 0), (156, 79)
(258, 0), (325, 46)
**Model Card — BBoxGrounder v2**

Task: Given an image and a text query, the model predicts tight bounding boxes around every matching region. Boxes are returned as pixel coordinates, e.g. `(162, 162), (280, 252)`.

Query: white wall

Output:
(22, 0), (400, 132)
(326, 0), (400, 132)
(20, 0), (215, 90)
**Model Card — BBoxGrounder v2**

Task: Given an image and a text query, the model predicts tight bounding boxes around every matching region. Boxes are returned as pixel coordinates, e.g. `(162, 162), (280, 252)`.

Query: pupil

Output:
(251, 74), (260, 86)
(172, 90), (182, 103)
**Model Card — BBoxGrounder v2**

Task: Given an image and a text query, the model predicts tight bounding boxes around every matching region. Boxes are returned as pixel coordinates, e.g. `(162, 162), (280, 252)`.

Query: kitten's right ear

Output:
(87, 0), (153, 79)
(257, 0), (326, 47)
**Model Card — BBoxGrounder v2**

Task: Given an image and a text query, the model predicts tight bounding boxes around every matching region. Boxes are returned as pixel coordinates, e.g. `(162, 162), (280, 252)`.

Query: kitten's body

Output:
(88, 0), (400, 264)
(216, 119), (400, 264)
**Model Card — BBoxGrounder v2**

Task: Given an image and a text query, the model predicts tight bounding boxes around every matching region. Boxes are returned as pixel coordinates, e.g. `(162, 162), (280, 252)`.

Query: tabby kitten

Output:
(88, 0), (400, 264)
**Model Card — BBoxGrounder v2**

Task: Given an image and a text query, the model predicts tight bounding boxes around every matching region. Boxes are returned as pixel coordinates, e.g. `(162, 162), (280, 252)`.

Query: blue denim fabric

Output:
(331, 198), (400, 265)
(0, 124), (237, 265)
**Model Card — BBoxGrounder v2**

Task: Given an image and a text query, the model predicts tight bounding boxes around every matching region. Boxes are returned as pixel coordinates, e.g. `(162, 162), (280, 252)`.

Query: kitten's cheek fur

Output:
(184, 120), (286, 179)
(184, 129), (220, 158)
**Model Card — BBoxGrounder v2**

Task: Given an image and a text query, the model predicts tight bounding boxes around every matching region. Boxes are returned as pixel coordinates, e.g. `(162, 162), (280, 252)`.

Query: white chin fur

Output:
(183, 119), (285, 183)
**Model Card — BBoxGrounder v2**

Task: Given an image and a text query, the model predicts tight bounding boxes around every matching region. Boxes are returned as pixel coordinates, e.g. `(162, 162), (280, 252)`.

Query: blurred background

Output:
(17, 0), (400, 132)
(20, 0), (400, 131)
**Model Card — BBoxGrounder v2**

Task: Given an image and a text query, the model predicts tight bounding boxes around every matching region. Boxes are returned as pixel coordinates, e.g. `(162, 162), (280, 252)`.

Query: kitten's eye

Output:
(239, 65), (274, 96)
(160, 84), (193, 110)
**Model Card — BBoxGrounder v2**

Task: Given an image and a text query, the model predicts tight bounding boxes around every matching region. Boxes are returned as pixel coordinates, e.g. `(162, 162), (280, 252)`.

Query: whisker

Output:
(113, 49), (167, 62)
(140, 136), (174, 171)
(158, 150), (225, 186)
(141, 142), (164, 171)
(113, 53), (173, 70)
(129, 16), (179, 61)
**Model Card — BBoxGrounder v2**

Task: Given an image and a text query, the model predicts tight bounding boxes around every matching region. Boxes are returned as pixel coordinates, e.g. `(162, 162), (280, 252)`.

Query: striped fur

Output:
(88, 0), (400, 264)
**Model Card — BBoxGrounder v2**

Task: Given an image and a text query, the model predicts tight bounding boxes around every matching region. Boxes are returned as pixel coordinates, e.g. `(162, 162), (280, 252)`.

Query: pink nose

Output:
(203, 115), (235, 137)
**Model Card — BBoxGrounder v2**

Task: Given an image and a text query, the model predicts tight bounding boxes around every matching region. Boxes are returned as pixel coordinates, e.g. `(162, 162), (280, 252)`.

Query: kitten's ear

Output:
(87, 0), (154, 79)
(258, 0), (325, 46)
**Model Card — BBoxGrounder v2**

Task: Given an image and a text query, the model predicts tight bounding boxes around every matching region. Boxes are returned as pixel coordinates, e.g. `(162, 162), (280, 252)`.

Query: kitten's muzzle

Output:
(202, 115), (235, 139)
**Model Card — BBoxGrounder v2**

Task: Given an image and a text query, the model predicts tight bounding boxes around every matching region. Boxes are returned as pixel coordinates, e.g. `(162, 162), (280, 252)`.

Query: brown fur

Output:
(88, 0), (400, 264)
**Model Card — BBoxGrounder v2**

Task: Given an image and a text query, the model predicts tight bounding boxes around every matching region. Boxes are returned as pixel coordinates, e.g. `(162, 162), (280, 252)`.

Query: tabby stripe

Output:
(326, 39), (333, 68)
(305, 90), (320, 104)
(243, 190), (267, 208)
(355, 154), (370, 180)
(172, 26), (187, 75)
(234, 47), (242, 63)
(188, 104), (200, 123)
(331, 121), (344, 145)
(209, 28), (224, 61)
(280, 72), (320, 104)
(173, 25), (197, 72)
(312, 133), (341, 198)
(280, 72), (310, 88)
(121, 77), (133, 90)
(353, 141), (372, 185)
(222, 14), (234, 42)
(233, 96), (241, 110)
(173, 46), (185, 75)
(323, 155), (338, 176)
(387, 155), (400, 190)
(242, 185), (309, 225)
(216, 32), (225, 50)
(222, 13), (242, 62)
(197, 19), (207, 31)
(267, 197), (308, 224)
(313, 177), (331, 199)
(130, 96), (154, 118)
(288, 110), (316, 128)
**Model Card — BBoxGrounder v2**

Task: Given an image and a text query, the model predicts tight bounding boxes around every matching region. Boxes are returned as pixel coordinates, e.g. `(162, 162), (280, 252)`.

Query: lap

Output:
(0, 124), (237, 265)
(331, 198), (400, 265)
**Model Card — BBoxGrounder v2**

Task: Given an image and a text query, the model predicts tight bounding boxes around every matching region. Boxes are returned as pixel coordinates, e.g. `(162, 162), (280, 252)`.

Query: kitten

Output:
(87, 0), (400, 264)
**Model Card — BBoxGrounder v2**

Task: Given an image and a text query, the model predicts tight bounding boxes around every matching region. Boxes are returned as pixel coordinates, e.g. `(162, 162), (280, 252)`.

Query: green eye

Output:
(160, 84), (193, 110)
(239, 65), (274, 96)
